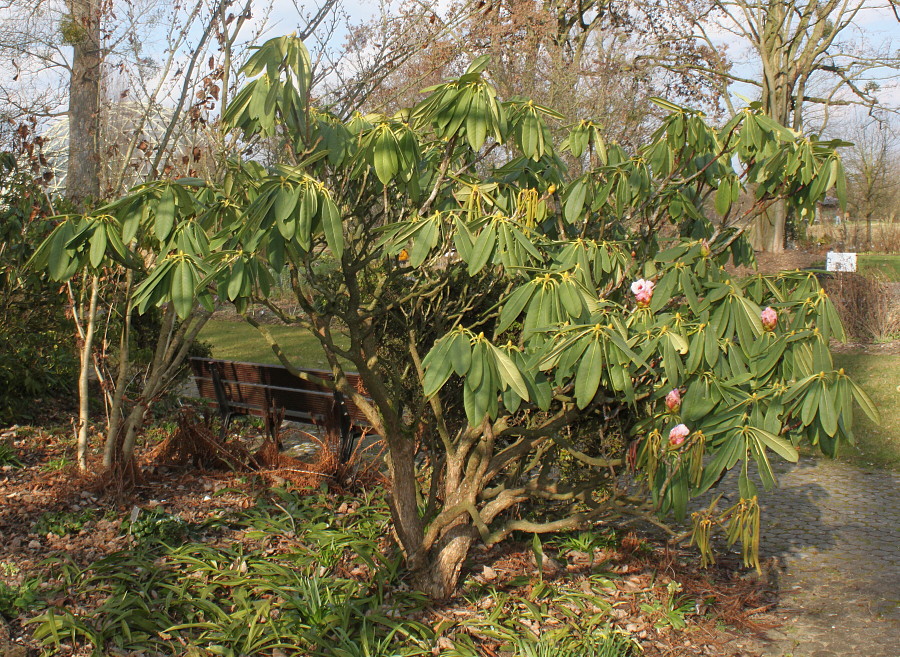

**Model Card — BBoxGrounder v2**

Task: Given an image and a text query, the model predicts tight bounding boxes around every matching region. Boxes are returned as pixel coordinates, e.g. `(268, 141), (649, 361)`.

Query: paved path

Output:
(721, 459), (900, 657)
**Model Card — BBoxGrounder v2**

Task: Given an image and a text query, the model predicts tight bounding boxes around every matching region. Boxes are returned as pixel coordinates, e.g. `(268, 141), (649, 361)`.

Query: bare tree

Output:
(322, 1), (726, 147)
(840, 114), (899, 244)
(675, 0), (900, 251)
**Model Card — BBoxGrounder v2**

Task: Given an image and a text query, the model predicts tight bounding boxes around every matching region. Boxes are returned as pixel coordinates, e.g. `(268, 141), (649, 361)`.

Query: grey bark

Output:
(65, 0), (102, 205)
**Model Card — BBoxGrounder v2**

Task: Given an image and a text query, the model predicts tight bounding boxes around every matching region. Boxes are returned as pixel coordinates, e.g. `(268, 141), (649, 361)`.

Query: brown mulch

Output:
(830, 338), (900, 355)
(0, 421), (783, 657)
(725, 248), (825, 277)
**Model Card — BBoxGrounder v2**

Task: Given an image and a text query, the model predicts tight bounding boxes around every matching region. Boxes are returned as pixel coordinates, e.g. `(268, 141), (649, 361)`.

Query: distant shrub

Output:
(823, 271), (900, 342)
(0, 151), (77, 423)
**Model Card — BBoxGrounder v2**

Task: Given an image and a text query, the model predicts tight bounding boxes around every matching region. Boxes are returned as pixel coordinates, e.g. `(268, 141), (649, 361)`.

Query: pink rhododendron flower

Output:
(631, 278), (655, 306)
(761, 306), (778, 331)
(665, 389), (681, 411)
(669, 423), (690, 446)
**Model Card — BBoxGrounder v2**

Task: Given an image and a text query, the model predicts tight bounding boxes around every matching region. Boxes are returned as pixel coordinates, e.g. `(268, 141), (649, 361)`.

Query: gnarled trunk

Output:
(412, 523), (477, 600)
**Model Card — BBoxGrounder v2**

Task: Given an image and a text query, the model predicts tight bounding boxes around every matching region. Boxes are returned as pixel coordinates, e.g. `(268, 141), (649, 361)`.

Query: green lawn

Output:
(198, 319), (346, 368)
(833, 351), (900, 470)
(857, 254), (900, 281)
(807, 254), (900, 280)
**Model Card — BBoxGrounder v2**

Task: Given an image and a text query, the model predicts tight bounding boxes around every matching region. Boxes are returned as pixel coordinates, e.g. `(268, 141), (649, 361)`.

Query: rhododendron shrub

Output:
(38, 36), (877, 597)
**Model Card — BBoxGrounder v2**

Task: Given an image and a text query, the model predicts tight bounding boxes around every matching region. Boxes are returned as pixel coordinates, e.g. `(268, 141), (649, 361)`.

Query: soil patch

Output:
(0, 423), (783, 657)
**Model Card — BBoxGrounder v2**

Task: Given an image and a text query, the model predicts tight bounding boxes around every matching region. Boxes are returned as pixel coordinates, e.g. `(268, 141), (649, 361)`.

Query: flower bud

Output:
(665, 389), (681, 411)
(631, 278), (655, 307)
(669, 423), (690, 446)
(761, 306), (777, 331)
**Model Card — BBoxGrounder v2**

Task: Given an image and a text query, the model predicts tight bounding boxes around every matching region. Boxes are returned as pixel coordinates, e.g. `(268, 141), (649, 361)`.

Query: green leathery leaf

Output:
(423, 343), (454, 398)
(172, 257), (196, 319)
(373, 128), (399, 184)
(714, 179), (734, 215)
(155, 188), (176, 241)
(422, 360), (453, 398)
(465, 54), (491, 75)
(464, 364), (495, 426)
(453, 216), (474, 261)
(682, 378), (715, 421)
(422, 333), (452, 369)
(835, 157), (847, 210)
(750, 427), (799, 462)
(104, 221), (133, 266)
(132, 258), (174, 313)
(650, 270), (677, 313)
(817, 382), (838, 436)
(564, 179), (587, 224)
(47, 223), (78, 281)
(466, 93), (489, 151)
(800, 382), (821, 427)
(467, 222), (496, 275)
(520, 110), (541, 160)
(559, 280), (583, 318)
(449, 332), (472, 376)
(227, 258), (245, 301)
(812, 338), (832, 372)
(89, 224), (107, 268)
(320, 195), (344, 255)
(574, 339), (603, 409)
(704, 324), (719, 368)
(273, 183), (300, 224)
(685, 330), (705, 373)
(497, 282), (536, 335)
(467, 341), (486, 389)
(667, 331), (689, 355)
(121, 199), (144, 243)
(509, 225), (542, 261)
(488, 343), (529, 400)
(847, 378), (879, 424)
(750, 439), (777, 491)
(502, 387), (522, 414)
(698, 433), (743, 492)
(462, 381), (482, 427)
(738, 469), (757, 500)
(409, 218), (438, 267)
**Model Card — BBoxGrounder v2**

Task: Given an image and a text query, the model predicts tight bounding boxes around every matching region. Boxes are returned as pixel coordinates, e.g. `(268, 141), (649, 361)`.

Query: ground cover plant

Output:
(28, 35), (878, 602)
(0, 430), (778, 656)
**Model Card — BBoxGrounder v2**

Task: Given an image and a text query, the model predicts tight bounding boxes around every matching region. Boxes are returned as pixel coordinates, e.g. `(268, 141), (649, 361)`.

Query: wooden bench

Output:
(188, 357), (372, 463)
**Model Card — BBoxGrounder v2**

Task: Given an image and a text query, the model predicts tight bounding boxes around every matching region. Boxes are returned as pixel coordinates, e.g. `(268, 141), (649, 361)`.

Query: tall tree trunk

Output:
(66, 0), (102, 205)
(752, 201), (787, 253)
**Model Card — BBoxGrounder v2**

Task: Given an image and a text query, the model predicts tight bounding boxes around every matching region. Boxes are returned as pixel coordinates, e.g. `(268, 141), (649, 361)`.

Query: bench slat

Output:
(189, 357), (374, 431)
(190, 357), (368, 395)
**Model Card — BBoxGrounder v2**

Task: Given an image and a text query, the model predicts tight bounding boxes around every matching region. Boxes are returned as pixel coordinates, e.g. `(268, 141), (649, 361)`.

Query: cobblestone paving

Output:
(724, 459), (900, 657)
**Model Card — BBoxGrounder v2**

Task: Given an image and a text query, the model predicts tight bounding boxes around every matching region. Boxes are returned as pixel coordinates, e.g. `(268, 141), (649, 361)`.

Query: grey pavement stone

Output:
(702, 458), (900, 657)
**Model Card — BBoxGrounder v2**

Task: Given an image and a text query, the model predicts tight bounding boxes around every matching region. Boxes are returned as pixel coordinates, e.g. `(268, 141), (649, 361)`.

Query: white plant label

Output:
(826, 251), (857, 272)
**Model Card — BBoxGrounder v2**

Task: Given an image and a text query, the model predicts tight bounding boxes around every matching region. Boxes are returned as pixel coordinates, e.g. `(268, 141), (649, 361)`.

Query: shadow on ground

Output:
(705, 458), (900, 657)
